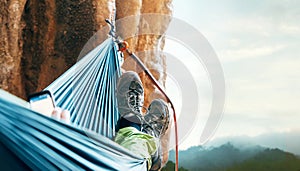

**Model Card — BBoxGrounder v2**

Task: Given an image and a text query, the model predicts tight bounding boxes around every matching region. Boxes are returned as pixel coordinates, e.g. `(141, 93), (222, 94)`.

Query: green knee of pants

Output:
(114, 127), (158, 170)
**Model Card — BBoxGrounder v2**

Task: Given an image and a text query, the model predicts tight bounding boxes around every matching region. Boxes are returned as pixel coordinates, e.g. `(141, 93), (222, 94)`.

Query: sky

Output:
(164, 0), (300, 151)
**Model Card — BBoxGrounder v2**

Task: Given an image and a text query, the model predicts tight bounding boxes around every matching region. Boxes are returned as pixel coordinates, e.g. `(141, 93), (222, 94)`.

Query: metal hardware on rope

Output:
(105, 19), (128, 52)
(105, 19), (116, 39)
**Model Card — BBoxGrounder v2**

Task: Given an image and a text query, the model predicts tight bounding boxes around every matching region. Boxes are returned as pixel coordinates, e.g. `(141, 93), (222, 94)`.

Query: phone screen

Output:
(29, 92), (55, 116)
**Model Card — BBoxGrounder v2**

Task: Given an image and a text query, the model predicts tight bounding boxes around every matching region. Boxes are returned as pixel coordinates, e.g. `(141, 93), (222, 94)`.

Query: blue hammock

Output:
(46, 38), (121, 139)
(0, 38), (147, 170)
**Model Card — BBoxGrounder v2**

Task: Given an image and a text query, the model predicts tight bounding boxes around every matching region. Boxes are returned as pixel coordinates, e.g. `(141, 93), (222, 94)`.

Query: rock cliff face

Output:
(1, 0), (116, 97)
(0, 0), (27, 97)
(0, 0), (172, 103)
(0, 0), (172, 166)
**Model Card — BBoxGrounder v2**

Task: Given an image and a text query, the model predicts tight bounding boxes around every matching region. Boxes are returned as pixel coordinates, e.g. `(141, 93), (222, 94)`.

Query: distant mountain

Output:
(207, 131), (300, 155)
(166, 142), (300, 171)
(227, 148), (300, 171)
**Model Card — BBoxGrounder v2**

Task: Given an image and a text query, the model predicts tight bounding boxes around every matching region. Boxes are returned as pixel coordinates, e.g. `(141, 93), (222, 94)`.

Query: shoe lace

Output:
(143, 114), (168, 138)
(126, 90), (141, 112)
(125, 80), (145, 113)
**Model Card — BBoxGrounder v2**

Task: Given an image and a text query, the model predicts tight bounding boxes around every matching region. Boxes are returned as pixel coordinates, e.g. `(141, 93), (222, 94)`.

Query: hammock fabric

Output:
(46, 38), (121, 139)
(0, 93), (147, 170)
(0, 38), (147, 170)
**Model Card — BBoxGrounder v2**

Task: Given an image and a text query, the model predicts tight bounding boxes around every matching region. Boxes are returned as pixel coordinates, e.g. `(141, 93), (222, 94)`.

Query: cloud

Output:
(279, 23), (300, 35)
(170, 0), (300, 149)
(221, 45), (286, 62)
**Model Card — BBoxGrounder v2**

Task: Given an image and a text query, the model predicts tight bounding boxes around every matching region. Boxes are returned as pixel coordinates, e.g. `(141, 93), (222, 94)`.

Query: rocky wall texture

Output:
(116, 0), (172, 107)
(0, 0), (27, 97)
(21, 0), (116, 95)
(0, 0), (115, 97)
(0, 0), (173, 167)
(0, 0), (172, 103)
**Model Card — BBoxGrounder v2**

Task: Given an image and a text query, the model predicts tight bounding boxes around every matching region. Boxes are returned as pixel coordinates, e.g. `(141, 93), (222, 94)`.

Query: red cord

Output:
(170, 103), (179, 171)
(126, 49), (179, 171)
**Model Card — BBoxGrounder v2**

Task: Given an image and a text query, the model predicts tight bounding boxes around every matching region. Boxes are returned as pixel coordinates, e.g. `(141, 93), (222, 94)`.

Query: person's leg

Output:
(117, 113), (142, 131)
(114, 72), (169, 170)
(115, 72), (158, 170)
(143, 99), (170, 171)
(115, 113), (158, 170)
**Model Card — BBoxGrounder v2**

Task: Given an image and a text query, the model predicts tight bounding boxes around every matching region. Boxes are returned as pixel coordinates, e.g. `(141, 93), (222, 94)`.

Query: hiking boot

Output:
(116, 71), (144, 115)
(143, 99), (170, 138)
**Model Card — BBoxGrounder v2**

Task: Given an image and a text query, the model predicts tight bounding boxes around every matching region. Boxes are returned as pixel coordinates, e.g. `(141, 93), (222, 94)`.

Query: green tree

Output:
(162, 161), (189, 171)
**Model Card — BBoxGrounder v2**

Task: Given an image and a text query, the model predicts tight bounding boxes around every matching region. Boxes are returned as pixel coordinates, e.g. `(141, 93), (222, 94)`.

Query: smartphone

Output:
(28, 90), (55, 116)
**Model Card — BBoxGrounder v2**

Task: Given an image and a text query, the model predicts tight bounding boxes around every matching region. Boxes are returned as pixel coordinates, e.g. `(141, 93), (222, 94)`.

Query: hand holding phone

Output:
(28, 90), (55, 117)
